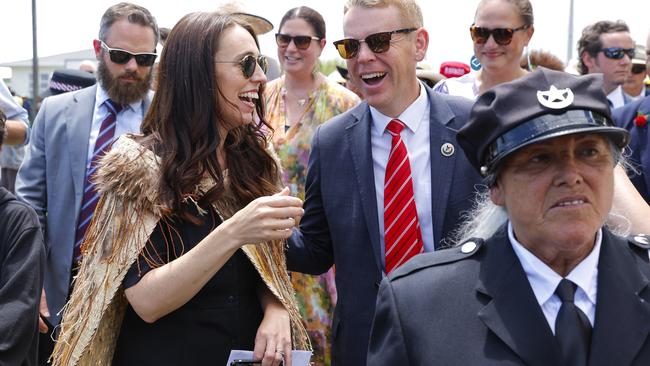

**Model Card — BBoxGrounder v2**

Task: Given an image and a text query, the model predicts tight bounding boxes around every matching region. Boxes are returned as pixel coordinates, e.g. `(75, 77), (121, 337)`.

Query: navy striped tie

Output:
(73, 99), (123, 262)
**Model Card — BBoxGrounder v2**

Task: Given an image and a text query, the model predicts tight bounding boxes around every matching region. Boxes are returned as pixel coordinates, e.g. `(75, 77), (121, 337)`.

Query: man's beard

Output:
(97, 60), (152, 105)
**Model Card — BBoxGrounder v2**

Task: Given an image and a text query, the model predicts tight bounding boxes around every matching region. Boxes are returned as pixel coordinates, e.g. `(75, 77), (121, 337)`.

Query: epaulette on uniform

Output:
(627, 234), (650, 250)
(390, 238), (485, 281)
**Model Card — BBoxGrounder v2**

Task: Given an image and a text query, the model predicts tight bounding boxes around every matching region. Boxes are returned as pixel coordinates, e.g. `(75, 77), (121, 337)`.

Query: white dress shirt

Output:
(508, 222), (600, 334)
(607, 86), (626, 109)
(87, 85), (147, 168)
(370, 82), (434, 266)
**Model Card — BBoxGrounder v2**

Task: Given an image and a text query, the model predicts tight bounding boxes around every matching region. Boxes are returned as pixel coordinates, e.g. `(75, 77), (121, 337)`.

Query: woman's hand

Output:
(225, 187), (303, 246)
(253, 297), (292, 366)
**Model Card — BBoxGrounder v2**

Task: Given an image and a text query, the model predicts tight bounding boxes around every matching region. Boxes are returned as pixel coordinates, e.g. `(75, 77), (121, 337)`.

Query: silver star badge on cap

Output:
(536, 85), (574, 109)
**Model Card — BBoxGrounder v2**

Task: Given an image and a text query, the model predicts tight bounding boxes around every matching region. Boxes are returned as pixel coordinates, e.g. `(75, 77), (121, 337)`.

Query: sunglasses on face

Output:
(469, 24), (529, 46)
(599, 47), (636, 60)
(631, 64), (647, 75)
(100, 41), (157, 67)
(275, 33), (320, 50)
(333, 28), (417, 59)
(215, 54), (269, 79)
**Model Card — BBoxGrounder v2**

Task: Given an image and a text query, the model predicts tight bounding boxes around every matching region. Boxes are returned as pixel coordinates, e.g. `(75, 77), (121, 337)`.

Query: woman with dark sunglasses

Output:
(433, 1), (650, 239)
(264, 7), (359, 365)
(51, 12), (311, 366)
(434, 0), (534, 98)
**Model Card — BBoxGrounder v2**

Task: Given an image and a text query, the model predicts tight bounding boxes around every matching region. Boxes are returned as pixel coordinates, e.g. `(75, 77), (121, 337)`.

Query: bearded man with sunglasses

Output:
(286, 1), (481, 365)
(16, 3), (158, 363)
(578, 20), (635, 109)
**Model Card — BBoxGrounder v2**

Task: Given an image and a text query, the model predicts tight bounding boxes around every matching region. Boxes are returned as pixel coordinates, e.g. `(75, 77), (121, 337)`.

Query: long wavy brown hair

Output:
(139, 12), (279, 222)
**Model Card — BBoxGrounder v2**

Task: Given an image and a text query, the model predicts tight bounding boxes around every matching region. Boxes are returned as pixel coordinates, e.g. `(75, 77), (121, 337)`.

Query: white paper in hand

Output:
(226, 349), (312, 366)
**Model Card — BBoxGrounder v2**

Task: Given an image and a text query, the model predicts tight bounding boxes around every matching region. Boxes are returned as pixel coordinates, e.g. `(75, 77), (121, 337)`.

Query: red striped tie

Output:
(384, 119), (424, 274)
(73, 99), (123, 262)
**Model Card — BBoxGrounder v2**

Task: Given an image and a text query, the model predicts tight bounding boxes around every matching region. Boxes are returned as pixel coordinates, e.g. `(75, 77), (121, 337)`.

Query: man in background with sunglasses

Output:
(623, 45), (649, 101)
(286, 1), (481, 365)
(16, 3), (158, 364)
(578, 20), (635, 109)
(612, 29), (650, 204)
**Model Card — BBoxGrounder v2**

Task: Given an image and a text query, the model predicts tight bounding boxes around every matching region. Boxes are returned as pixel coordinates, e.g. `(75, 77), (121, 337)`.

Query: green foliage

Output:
(318, 59), (343, 76)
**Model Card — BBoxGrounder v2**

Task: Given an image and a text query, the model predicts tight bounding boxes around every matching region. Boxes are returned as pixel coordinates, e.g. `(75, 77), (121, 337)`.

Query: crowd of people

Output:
(1, 0), (650, 365)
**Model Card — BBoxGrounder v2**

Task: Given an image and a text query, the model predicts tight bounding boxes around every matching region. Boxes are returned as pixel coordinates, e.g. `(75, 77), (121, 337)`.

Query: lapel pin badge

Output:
(441, 142), (455, 157)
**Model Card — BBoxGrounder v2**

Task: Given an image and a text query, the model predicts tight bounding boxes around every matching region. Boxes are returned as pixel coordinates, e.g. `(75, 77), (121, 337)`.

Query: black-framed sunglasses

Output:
(631, 63), (647, 75)
(599, 47), (635, 60)
(333, 28), (417, 59)
(100, 41), (157, 66)
(469, 24), (529, 46)
(214, 54), (268, 79)
(275, 33), (320, 50)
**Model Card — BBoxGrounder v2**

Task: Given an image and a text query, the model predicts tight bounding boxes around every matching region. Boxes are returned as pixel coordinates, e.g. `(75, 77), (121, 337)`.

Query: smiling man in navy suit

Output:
(285, 1), (481, 365)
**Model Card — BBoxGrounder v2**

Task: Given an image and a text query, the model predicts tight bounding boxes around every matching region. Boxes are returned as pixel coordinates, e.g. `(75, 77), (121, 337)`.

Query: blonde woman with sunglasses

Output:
(435, 0), (650, 239)
(433, 0), (534, 98)
(264, 7), (359, 365)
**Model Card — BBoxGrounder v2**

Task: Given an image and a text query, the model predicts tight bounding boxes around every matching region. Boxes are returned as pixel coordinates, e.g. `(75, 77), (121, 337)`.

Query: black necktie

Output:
(555, 279), (592, 366)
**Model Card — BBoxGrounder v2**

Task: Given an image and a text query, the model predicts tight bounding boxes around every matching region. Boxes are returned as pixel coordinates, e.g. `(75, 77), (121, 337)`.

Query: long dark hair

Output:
(140, 12), (279, 222)
(279, 6), (326, 39)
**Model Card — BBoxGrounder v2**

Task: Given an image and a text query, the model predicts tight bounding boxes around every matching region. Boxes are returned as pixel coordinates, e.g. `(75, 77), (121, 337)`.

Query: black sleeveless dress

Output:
(112, 204), (264, 366)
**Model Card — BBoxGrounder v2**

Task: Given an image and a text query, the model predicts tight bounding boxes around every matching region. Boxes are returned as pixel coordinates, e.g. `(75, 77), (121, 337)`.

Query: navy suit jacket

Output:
(612, 95), (650, 203)
(368, 228), (650, 365)
(287, 85), (482, 366)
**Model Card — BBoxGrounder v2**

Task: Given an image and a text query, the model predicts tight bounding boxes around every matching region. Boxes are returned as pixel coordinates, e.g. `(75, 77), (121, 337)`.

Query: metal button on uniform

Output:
(441, 143), (455, 157)
(634, 235), (649, 245)
(227, 295), (236, 303)
(461, 241), (477, 254)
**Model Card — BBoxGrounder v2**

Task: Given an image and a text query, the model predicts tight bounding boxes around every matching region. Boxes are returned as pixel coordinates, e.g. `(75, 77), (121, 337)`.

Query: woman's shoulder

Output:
(264, 77), (284, 97)
(433, 73), (478, 99)
(94, 135), (161, 201)
(318, 78), (360, 108)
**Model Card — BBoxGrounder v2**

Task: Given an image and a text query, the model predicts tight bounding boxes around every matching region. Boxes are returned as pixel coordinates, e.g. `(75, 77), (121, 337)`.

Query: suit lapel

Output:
(589, 230), (650, 366)
(426, 88), (460, 247)
(346, 105), (383, 273)
(477, 228), (562, 366)
(66, 85), (97, 212)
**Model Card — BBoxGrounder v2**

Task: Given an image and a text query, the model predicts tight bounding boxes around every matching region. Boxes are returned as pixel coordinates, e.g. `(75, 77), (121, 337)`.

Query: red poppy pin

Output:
(634, 112), (648, 128)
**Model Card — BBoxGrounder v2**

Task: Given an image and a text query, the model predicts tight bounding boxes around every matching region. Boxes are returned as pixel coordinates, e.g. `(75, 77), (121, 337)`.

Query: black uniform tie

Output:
(555, 278), (591, 366)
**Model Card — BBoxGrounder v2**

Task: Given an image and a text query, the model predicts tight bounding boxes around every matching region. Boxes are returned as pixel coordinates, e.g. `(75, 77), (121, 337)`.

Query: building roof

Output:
(0, 49), (95, 68)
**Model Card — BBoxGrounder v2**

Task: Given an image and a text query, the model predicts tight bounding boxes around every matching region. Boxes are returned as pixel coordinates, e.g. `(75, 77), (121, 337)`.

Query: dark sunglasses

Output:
(215, 54), (268, 79)
(469, 24), (529, 46)
(100, 41), (157, 66)
(333, 28), (417, 59)
(631, 63), (647, 75)
(599, 47), (635, 60)
(275, 33), (320, 50)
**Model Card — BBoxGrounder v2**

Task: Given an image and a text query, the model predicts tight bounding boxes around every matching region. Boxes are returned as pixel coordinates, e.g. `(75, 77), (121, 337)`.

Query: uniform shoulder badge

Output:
(390, 238), (485, 280)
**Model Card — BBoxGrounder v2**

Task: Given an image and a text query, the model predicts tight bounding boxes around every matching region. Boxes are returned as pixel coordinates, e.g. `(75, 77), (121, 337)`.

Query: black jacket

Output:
(368, 227), (650, 365)
(0, 187), (45, 366)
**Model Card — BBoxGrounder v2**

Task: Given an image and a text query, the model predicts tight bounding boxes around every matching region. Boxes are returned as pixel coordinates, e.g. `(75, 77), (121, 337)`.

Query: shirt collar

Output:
(96, 84), (141, 111)
(508, 221), (601, 306)
(370, 82), (428, 135)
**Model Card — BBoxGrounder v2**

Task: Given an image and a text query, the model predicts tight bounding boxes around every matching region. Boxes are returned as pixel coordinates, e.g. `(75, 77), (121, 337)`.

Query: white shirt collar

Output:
(606, 86), (626, 109)
(370, 82), (428, 135)
(508, 221), (601, 307)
